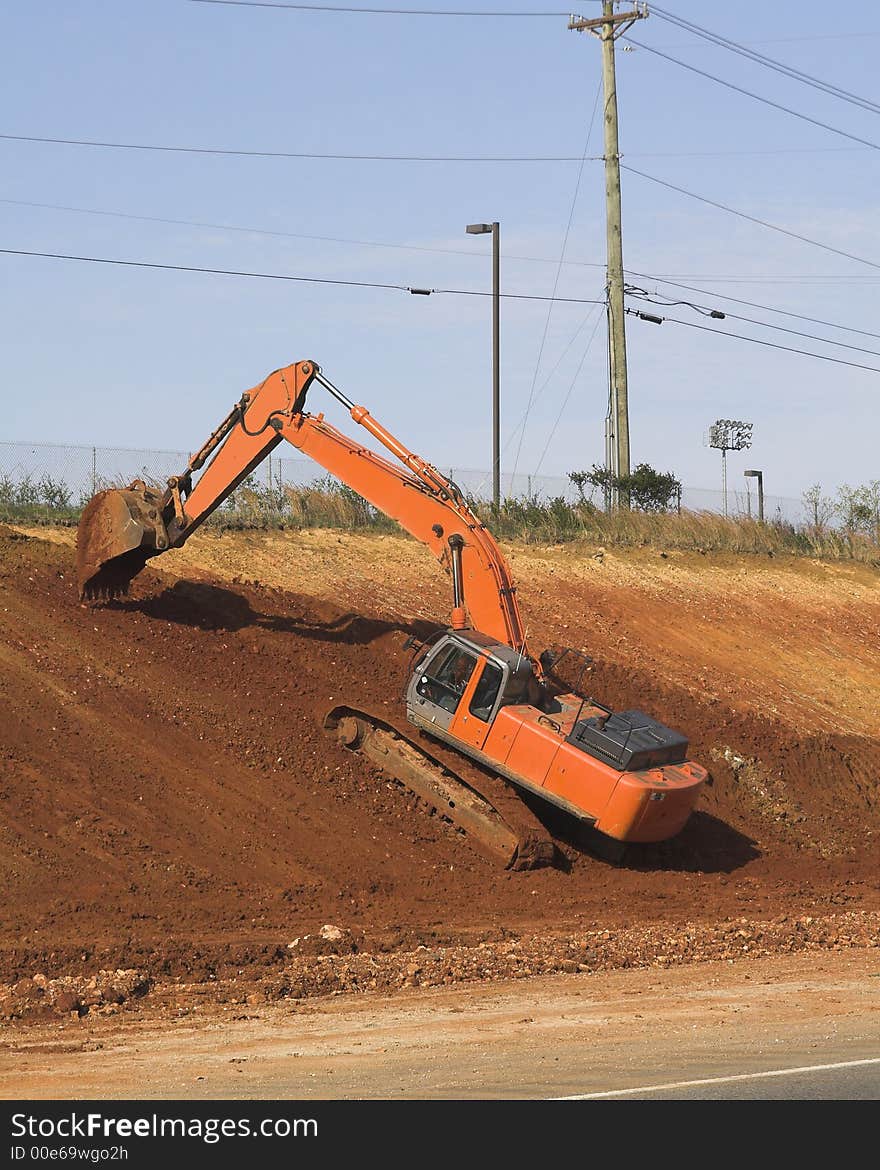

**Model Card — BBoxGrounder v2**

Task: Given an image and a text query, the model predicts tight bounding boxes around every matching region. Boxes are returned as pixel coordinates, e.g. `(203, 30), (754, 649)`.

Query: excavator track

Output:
(324, 704), (556, 871)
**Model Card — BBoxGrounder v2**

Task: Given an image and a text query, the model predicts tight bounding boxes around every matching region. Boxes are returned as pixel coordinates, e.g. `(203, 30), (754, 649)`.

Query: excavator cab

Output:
(412, 640), (477, 723)
(407, 631), (538, 746)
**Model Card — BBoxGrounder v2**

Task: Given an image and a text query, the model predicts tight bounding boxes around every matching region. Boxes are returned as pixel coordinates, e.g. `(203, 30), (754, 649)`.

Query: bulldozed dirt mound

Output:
(0, 527), (878, 1022)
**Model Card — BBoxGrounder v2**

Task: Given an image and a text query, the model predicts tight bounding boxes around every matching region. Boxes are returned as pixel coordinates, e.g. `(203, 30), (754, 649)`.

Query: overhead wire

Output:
(625, 270), (880, 342)
(628, 273), (880, 284)
(509, 77), (603, 491)
(0, 132), (601, 163)
(190, 1), (577, 15)
(650, 5), (880, 116)
(470, 306), (602, 498)
(653, 31), (880, 47)
(5, 249), (875, 371)
(626, 145), (870, 157)
(9, 191), (875, 339)
(532, 308), (604, 477)
(621, 165), (880, 272)
(5, 241), (877, 372)
(0, 245), (605, 304)
(625, 286), (880, 360)
(627, 310), (880, 375)
(8, 195), (880, 286)
(623, 36), (880, 152)
(2, 131), (873, 162)
(0, 196), (607, 268)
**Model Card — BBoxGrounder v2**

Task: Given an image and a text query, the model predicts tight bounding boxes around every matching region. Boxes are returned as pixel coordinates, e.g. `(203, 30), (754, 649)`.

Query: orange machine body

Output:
(407, 634), (707, 843)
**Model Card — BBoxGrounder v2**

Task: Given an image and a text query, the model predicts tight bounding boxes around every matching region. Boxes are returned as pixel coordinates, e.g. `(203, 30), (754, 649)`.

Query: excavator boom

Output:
(77, 360), (527, 651)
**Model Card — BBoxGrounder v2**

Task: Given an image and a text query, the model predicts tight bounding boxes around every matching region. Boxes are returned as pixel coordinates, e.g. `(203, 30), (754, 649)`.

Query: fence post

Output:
(91, 447), (96, 495)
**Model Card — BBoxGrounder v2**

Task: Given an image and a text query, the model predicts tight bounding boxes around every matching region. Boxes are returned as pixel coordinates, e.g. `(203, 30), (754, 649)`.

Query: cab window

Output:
(416, 646), (477, 713)
(469, 661), (503, 722)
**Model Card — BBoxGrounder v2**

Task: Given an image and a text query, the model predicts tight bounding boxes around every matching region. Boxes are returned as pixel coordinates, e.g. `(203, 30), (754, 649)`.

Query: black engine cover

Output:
(567, 709), (689, 772)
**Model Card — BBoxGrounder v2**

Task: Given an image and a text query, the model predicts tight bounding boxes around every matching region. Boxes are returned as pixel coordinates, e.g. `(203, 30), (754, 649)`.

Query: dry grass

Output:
(3, 475), (877, 564)
(216, 481), (879, 564)
(478, 496), (879, 562)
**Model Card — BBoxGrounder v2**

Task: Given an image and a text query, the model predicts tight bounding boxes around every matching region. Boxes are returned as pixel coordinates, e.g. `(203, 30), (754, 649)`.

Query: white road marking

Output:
(553, 1056), (880, 1099)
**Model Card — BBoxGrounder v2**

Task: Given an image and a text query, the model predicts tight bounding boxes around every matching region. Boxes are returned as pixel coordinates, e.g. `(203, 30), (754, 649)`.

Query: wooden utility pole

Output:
(569, 2), (647, 503)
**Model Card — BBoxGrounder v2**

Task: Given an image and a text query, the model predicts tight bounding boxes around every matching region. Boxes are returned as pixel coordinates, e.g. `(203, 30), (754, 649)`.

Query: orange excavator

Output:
(77, 359), (708, 869)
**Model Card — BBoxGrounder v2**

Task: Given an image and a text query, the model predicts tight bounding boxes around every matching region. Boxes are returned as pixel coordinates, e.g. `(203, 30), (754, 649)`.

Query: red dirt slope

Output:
(0, 528), (877, 1010)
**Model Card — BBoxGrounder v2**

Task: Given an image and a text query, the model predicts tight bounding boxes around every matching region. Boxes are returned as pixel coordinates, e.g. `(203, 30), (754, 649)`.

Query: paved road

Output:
(556, 1056), (880, 1099)
(3, 950), (878, 1101)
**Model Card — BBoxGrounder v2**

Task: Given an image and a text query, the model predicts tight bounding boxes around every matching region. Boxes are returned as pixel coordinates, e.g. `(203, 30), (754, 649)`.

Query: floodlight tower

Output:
(708, 419), (753, 518)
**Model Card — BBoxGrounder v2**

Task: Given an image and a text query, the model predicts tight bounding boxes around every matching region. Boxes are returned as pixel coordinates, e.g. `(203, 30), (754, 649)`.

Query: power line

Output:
(10, 193), (880, 305)
(621, 164), (880, 272)
(0, 196), (605, 268)
(190, 1), (574, 15)
(15, 193), (880, 306)
(4, 131), (872, 163)
(632, 274), (880, 284)
(625, 287), (880, 360)
(629, 309), (880, 375)
(0, 245), (605, 304)
(650, 5), (880, 116)
(532, 308), (604, 477)
(4, 246), (876, 376)
(0, 132), (599, 163)
(8, 194), (880, 336)
(652, 32), (880, 48)
(624, 36), (880, 152)
(474, 307), (603, 495)
(626, 269), (880, 342)
(628, 145), (870, 157)
(510, 77), (602, 489)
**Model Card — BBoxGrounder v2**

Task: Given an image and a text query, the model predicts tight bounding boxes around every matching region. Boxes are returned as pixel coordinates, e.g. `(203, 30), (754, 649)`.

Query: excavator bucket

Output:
(76, 484), (170, 600)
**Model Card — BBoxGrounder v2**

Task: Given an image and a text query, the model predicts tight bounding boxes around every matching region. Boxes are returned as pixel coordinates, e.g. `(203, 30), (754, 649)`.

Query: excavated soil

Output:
(0, 525), (878, 1027)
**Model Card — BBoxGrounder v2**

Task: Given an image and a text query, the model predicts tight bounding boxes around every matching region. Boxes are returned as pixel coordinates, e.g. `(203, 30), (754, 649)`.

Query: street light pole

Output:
(745, 469), (764, 522)
(467, 221), (500, 509)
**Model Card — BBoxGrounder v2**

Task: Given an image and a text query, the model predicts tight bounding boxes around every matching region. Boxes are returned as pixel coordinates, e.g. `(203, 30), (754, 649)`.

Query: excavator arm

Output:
(77, 360), (528, 653)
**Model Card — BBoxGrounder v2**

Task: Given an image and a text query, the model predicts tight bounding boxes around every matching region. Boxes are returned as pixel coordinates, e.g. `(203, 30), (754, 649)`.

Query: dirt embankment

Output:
(1, 526), (877, 1023)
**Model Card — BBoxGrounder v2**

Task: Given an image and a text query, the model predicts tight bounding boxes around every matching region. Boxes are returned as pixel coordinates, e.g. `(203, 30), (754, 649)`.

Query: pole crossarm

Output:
(569, 5), (648, 38)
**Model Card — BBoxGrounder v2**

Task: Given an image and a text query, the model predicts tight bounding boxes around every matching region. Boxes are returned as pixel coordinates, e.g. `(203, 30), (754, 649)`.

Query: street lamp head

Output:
(466, 223), (493, 235)
(744, 469), (761, 478)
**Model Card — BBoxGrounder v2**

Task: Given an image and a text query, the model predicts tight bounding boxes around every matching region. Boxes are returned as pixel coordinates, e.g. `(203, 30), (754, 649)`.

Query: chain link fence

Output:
(0, 438), (805, 526)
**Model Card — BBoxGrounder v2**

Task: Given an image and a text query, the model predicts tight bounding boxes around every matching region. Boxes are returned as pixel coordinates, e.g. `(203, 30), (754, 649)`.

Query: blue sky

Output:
(3, 0), (879, 502)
